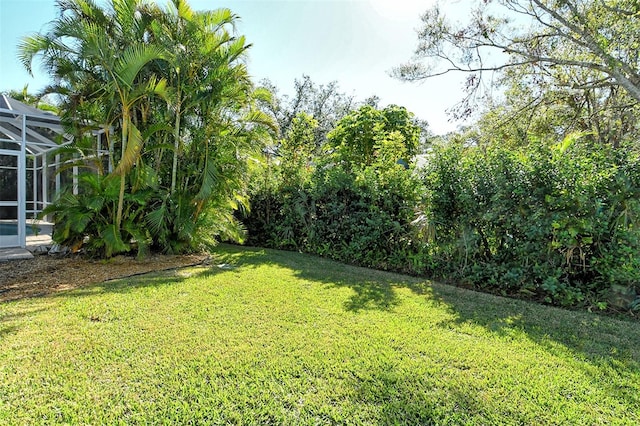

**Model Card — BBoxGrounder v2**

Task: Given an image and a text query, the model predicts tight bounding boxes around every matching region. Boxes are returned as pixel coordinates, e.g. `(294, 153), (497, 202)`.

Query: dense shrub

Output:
(244, 108), (425, 273)
(246, 145), (424, 272)
(421, 137), (640, 307)
(45, 172), (246, 258)
(245, 106), (640, 310)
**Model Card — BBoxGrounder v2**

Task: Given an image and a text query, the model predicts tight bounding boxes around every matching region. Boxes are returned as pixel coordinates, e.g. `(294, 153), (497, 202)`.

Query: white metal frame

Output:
(0, 97), (71, 248)
(0, 96), (110, 249)
(0, 148), (20, 248)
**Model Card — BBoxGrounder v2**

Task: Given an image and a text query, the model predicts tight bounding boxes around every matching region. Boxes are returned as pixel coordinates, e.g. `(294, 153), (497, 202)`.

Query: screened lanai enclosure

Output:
(0, 95), (106, 249)
(0, 95), (68, 248)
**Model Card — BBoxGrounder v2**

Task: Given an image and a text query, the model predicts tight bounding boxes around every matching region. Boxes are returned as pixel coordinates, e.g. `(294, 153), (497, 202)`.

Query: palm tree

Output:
(141, 1), (275, 248)
(19, 0), (275, 256)
(148, 1), (250, 194)
(20, 0), (168, 230)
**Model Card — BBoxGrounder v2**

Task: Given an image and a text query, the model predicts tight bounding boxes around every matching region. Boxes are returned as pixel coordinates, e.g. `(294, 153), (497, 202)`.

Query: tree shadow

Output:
(423, 283), (640, 414)
(211, 244), (414, 312)
(2, 244), (638, 421)
(54, 269), (205, 300)
(0, 324), (19, 338)
(0, 307), (50, 338)
(32, 243), (639, 379)
(31, 245), (399, 313)
(213, 245), (640, 370)
(427, 283), (640, 366)
(342, 367), (489, 424)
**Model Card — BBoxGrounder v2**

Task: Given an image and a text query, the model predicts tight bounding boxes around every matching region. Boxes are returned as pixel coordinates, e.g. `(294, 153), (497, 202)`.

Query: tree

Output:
(260, 75), (355, 152)
(20, 0), (169, 230)
(395, 0), (640, 122)
(277, 113), (318, 188)
(19, 0), (273, 257)
(244, 103), (425, 270)
(147, 1), (252, 195)
(473, 68), (640, 147)
(327, 105), (421, 167)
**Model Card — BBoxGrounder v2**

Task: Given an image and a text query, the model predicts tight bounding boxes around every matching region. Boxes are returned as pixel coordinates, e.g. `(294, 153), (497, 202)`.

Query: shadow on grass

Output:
(36, 245), (640, 382)
(3, 244), (638, 422)
(428, 283), (640, 415)
(0, 307), (50, 338)
(344, 369), (486, 425)
(214, 244), (640, 366)
(26, 245), (400, 312)
(210, 244), (426, 312)
(212, 244), (640, 419)
(49, 267), (220, 301)
(429, 283), (640, 366)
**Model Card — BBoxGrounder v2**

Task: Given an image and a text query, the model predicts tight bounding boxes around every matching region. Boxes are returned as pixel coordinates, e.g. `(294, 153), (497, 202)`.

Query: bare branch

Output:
(396, 0), (640, 112)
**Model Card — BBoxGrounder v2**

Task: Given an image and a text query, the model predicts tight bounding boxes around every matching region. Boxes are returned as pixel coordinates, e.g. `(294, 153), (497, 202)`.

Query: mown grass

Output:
(1, 244), (639, 424)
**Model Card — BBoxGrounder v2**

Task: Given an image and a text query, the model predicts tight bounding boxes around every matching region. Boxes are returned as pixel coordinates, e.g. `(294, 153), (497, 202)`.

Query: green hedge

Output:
(421, 138), (640, 307)
(245, 137), (640, 310)
(245, 161), (424, 273)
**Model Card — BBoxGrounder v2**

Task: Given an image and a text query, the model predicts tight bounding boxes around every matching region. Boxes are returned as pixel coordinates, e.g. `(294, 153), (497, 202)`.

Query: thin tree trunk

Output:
(116, 113), (129, 230)
(170, 85), (182, 195)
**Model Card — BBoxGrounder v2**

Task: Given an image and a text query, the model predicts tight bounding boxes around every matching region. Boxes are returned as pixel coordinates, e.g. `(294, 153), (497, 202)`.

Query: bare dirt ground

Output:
(0, 253), (208, 303)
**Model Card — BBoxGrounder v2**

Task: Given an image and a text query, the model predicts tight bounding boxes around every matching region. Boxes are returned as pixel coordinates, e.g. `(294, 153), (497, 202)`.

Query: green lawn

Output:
(1, 245), (639, 424)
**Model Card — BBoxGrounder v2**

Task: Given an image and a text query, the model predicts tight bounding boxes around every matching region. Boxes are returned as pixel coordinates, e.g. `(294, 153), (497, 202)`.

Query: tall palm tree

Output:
(19, 0), (275, 256)
(149, 0), (251, 194)
(20, 0), (168, 230)
(141, 0), (275, 248)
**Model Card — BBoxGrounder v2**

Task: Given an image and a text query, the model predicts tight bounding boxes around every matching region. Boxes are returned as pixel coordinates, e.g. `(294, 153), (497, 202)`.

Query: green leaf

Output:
(102, 224), (130, 257)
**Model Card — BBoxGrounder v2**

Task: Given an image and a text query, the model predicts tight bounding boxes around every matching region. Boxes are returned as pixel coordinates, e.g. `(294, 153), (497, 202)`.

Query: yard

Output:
(1, 244), (638, 424)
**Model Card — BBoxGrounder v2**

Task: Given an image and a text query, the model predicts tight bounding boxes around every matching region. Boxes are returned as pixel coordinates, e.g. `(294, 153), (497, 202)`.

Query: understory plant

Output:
(43, 173), (151, 258)
(44, 170), (248, 258)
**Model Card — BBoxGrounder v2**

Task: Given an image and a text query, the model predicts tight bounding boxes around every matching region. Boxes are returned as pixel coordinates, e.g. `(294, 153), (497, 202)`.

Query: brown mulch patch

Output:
(0, 253), (208, 303)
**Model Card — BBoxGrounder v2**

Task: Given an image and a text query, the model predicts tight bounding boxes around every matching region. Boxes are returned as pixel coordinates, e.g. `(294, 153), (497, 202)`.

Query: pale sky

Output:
(0, 0), (470, 134)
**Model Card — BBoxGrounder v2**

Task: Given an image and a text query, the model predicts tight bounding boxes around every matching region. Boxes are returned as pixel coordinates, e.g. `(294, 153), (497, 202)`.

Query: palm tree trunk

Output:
(116, 113), (129, 230)
(170, 86), (182, 195)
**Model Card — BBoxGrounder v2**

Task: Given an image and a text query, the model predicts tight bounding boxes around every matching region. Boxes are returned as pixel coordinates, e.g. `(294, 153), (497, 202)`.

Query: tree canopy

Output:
(259, 75), (355, 151)
(395, 0), (640, 126)
(327, 105), (421, 167)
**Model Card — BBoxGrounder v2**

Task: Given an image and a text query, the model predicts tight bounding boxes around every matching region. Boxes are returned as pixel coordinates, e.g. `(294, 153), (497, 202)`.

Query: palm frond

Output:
(174, 0), (195, 21)
(17, 34), (52, 74)
(114, 44), (167, 91)
(102, 223), (130, 257)
(114, 120), (143, 175)
(146, 199), (168, 236)
(196, 8), (236, 33)
(195, 155), (220, 201)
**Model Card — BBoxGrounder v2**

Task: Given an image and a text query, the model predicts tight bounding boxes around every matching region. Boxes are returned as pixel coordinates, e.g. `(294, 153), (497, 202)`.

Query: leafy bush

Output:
(245, 109), (424, 273)
(45, 171), (247, 258)
(420, 136), (640, 307)
(43, 174), (151, 258)
(245, 105), (640, 310)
